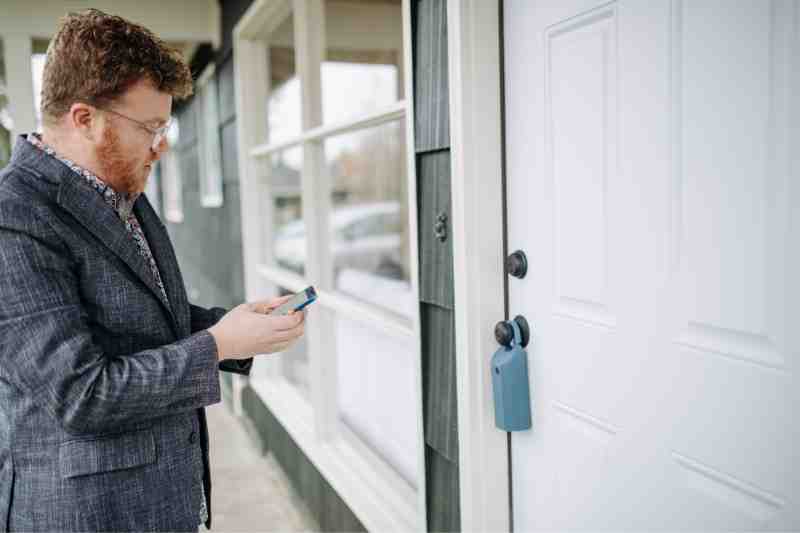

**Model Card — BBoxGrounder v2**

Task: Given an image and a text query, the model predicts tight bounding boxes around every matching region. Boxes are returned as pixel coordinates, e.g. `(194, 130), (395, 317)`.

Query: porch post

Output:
(3, 33), (36, 139)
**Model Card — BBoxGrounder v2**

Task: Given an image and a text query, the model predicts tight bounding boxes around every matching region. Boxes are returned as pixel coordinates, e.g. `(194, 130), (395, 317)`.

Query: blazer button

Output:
(188, 431), (197, 444)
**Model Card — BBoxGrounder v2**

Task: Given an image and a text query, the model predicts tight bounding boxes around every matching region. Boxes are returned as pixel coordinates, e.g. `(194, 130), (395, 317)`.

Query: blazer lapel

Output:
(57, 178), (179, 330)
(133, 194), (191, 337)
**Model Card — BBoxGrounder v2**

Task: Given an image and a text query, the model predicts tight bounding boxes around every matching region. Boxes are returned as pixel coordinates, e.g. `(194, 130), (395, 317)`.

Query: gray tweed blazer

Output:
(0, 137), (252, 532)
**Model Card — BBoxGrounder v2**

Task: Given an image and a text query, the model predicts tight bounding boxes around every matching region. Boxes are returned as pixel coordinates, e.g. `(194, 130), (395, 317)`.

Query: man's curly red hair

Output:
(41, 8), (193, 126)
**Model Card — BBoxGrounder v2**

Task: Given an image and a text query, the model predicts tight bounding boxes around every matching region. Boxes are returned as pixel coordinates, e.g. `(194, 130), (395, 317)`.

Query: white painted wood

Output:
(234, 37), (272, 302)
(2, 34), (36, 138)
(161, 151), (184, 223)
(250, 101), (406, 158)
(231, 374), (247, 417)
(294, 0), (338, 441)
(0, 0), (218, 44)
(197, 64), (224, 208)
(504, 0), (799, 529)
(446, 1), (510, 532)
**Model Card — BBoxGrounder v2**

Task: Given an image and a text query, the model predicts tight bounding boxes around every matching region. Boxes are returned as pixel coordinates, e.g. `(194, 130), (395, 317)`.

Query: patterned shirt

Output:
(25, 134), (209, 526)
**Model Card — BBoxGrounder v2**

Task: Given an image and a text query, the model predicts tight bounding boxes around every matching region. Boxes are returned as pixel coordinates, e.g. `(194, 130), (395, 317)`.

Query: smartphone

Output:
(269, 286), (317, 316)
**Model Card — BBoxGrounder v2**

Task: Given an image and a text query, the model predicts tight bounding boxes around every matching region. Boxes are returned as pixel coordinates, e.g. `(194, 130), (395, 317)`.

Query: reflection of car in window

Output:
(274, 201), (404, 279)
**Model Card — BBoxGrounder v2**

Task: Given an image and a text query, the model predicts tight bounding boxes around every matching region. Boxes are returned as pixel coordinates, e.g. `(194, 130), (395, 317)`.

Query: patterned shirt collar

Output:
(26, 133), (138, 221)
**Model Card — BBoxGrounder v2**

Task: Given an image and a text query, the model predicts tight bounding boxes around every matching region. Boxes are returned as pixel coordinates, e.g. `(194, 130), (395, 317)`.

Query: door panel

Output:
(504, 0), (798, 530)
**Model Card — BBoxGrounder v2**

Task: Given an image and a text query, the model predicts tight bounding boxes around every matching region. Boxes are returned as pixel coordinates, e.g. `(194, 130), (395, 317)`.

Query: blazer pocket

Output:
(59, 428), (156, 479)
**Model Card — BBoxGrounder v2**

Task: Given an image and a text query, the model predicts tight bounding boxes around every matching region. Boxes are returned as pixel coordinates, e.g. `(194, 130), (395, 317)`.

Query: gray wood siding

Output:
(418, 151), (454, 309)
(425, 444), (461, 533)
(414, 1), (460, 531)
(413, 0), (450, 153)
(165, 54), (244, 312)
(218, 55), (236, 123)
(422, 303), (458, 461)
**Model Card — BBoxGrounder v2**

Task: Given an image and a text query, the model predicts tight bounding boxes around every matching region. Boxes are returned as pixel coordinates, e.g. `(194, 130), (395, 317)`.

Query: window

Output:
(235, 1), (422, 530)
(31, 54), (45, 132)
(144, 164), (161, 216)
(0, 39), (11, 168)
(162, 119), (184, 223)
(197, 65), (224, 207)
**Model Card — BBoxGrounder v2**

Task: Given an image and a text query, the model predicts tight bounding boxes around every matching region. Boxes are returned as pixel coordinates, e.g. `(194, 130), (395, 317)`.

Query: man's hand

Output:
(208, 296), (306, 360)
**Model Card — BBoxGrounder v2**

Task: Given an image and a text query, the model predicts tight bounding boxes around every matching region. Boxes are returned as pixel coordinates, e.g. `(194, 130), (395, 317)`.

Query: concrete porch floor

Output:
(205, 402), (319, 532)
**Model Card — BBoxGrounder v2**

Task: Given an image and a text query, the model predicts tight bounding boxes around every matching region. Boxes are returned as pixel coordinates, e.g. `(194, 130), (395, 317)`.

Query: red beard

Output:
(96, 126), (147, 196)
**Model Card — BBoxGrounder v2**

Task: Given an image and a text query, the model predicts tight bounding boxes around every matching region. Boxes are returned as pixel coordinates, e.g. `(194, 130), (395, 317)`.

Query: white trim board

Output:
(447, 0), (510, 532)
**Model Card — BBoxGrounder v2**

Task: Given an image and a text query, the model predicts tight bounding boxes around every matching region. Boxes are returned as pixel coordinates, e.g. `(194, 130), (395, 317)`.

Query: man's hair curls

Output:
(41, 8), (193, 125)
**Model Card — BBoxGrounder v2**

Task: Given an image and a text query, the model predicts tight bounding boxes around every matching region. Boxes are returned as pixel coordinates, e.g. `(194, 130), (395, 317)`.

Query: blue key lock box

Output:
(491, 317), (532, 432)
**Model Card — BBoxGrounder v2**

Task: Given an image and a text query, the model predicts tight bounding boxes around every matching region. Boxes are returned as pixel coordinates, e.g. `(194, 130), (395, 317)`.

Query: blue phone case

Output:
(272, 286), (317, 315)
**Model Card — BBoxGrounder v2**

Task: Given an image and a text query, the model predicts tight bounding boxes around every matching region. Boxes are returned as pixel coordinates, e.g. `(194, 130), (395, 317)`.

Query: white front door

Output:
(503, 0), (799, 529)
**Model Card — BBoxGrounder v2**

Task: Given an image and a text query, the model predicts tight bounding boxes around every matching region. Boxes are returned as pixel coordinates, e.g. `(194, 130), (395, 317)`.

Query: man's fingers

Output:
(272, 323), (305, 343)
(266, 311), (304, 331)
(250, 295), (293, 314)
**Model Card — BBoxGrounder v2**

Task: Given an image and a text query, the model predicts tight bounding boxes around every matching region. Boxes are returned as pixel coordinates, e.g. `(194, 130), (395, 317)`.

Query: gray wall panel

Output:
(417, 151), (454, 309)
(425, 445), (460, 533)
(414, 1), (460, 531)
(221, 119), (239, 184)
(421, 303), (458, 462)
(413, 0), (450, 153)
(218, 56), (236, 123)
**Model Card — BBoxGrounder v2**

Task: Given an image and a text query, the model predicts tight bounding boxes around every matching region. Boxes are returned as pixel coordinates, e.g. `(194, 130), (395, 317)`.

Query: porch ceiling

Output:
(0, 0), (219, 48)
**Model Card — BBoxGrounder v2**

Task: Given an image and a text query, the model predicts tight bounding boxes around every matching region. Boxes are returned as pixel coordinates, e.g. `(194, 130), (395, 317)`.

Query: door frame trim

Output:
(447, 1), (510, 531)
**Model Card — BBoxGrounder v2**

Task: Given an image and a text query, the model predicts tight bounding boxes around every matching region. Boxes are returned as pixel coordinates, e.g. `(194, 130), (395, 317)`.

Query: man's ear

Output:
(68, 102), (98, 142)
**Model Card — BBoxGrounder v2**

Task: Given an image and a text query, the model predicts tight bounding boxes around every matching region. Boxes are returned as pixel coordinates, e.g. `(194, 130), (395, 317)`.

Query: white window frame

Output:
(162, 119), (184, 223)
(233, 1), (426, 531)
(144, 165), (161, 215)
(197, 64), (224, 207)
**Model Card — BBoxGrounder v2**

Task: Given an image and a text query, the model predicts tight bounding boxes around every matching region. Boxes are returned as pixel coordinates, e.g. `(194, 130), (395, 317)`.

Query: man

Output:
(0, 9), (306, 532)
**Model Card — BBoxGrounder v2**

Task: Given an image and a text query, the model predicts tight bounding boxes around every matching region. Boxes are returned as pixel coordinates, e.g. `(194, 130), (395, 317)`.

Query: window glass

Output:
(321, 0), (403, 126)
(279, 286), (310, 396)
(267, 14), (302, 143)
(162, 119), (183, 223)
(336, 312), (417, 488)
(198, 70), (223, 207)
(144, 163), (161, 215)
(324, 119), (410, 317)
(269, 147), (305, 275)
(30, 51), (46, 132)
(0, 39), (11, 168)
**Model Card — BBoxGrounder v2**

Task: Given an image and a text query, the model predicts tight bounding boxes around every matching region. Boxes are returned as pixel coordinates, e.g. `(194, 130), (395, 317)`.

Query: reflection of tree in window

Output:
(270, 154), (302, 225)
(326, 120), (409, 284)
(267, 13), (301, 143)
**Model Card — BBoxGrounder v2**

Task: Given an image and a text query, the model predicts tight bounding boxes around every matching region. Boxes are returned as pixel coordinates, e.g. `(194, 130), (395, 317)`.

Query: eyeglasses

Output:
(97, 106), (173, 151)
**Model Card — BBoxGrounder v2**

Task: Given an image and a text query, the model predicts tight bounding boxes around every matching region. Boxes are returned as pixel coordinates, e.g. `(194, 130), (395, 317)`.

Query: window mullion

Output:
(237, 38), (271, 292)
(293, 0), (337, 441)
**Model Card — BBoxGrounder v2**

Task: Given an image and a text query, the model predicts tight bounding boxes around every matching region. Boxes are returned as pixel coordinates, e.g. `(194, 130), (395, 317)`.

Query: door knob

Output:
(494, 315), (530, 348)
(506, 250), (527, 279)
